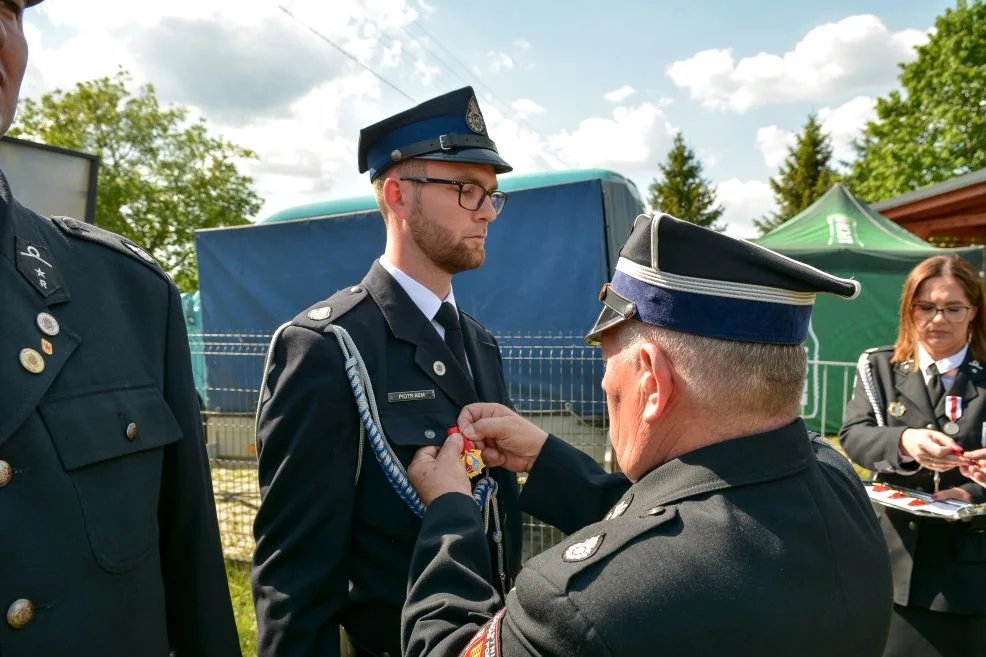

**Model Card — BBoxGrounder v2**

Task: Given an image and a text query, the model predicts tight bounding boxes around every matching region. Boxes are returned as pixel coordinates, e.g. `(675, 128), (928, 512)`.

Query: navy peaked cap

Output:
(585, 213), (860, 346)
(358, 86), (512, 181)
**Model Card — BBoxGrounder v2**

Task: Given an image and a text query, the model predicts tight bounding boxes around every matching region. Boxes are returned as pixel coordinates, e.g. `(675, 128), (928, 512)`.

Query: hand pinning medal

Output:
(448, 426), (485, 478)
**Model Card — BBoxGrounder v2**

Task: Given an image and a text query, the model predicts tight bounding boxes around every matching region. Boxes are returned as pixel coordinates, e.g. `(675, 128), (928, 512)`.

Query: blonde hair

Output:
(372, 159), (426, 220)
(893, 255), (986, 364)
(618, 321), (806, 419)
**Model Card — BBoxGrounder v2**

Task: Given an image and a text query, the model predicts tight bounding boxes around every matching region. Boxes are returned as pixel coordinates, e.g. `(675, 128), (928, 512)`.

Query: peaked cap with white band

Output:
(585, 213), (860, 345)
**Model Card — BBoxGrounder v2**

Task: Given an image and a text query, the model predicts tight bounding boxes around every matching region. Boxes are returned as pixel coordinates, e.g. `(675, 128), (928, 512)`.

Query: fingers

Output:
(932, 486), (972, 503)
(438, 434), (463, 465)
(458, 402), (513, 430)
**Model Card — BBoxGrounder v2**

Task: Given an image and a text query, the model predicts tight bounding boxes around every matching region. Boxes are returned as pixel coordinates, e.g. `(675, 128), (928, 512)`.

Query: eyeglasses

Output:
(400, 176), (508, 215)
(911, 303), (973, 323)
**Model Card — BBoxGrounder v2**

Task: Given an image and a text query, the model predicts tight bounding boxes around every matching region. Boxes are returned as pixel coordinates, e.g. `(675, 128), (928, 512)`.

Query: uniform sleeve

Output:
(158, 282), (242, 656)
(519, 435), (630, 534)
(402, 494), (610, 657)
(838, 356), (915, 476)
(252, 325), (360, 657)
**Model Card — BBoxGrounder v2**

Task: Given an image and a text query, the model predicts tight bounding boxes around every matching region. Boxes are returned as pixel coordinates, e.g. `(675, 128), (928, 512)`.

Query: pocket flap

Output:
(40, 384), (182, 470)
(379, 408), (457, 447)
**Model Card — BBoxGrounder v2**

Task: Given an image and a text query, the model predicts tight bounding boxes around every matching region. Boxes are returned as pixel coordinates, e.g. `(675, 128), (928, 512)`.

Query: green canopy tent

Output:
(756, 183), (984, 435)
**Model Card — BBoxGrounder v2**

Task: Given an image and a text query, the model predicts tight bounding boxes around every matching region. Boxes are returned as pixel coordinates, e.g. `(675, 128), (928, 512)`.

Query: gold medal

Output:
(888, 401), (906, 417)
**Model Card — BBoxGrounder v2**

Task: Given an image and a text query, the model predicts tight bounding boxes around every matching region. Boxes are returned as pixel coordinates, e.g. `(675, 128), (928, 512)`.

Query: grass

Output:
(226, 559), (257, 656)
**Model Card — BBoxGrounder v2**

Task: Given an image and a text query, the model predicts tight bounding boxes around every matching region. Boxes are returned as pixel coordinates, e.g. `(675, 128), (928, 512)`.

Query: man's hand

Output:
(900, 428), (965, 472)
(408, 435), (471, 506)
(457, 403), (548, 473)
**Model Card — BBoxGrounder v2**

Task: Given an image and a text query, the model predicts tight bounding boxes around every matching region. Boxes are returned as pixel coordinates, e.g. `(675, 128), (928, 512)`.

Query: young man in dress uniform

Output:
(252, 87), (523, 657)
(0, 2), (241, 656)
(402, 214), (896, 657)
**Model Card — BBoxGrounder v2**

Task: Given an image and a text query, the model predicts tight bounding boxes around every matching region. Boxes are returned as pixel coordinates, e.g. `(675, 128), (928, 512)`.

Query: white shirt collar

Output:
(379, 256), (456, 329)
(917, 342), (968, 379)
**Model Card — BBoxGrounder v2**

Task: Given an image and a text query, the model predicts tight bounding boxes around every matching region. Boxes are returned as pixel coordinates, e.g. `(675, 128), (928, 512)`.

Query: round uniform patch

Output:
(307, 307), (332, 321)
(465, 96), (486, 134)
(562, 532), (605, 562)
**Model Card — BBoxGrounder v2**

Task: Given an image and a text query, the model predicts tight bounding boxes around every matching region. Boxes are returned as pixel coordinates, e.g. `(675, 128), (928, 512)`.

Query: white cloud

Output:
(511, 98), (545, 120)
(546, 103), (675, 170)
(756, 95), (877, 170)
(604, 85), (635, 103)
(487, 51), (514, 73)
(513, 39), (532, 50)
(668, 14), (927, 112)
(818, 95), (877, 166)
(756, 125), (797, 168)
(715, 179), (775, 239)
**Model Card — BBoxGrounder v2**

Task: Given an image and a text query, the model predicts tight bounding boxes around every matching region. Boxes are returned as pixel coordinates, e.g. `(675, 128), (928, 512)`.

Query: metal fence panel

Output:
(194, 332), (857, 563)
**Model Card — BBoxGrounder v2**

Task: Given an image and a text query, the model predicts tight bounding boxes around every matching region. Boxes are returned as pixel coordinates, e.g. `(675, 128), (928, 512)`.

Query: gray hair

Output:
(617, 321), (806, 419)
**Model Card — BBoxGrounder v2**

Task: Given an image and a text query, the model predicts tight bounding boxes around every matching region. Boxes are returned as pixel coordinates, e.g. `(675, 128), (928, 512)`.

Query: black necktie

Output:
(928, 364), (944, 409)
(435, 302), (470, 375)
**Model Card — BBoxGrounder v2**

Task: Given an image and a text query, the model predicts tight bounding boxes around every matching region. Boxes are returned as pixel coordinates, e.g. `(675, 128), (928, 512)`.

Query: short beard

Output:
(408, 203), (485, 274)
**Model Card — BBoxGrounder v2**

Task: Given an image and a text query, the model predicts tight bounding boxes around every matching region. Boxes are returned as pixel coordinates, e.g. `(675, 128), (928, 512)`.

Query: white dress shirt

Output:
(917, 342), (968, 393)
(379, 256), (458, 340)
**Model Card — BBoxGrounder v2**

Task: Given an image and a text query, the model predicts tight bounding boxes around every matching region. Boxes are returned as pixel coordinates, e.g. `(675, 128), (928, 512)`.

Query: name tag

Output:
(387, 389), (436, 403)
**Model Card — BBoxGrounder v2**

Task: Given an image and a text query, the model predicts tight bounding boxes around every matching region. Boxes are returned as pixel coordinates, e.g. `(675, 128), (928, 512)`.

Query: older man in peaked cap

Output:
(0, 2), (240, 656)
(253, 86), (523, 657)
(401, 213), (895, 657)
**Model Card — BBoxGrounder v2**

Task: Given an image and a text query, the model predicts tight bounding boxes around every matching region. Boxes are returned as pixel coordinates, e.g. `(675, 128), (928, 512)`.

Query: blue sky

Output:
(22, 0), (955, 236)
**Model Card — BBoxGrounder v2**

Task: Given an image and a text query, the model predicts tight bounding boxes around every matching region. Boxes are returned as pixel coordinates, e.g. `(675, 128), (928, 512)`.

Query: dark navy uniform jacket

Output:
(403, 420), (894, 657)
(253, 261), (522, 657)
(840, 346), (986, 613)
(0, 175), (240, 656)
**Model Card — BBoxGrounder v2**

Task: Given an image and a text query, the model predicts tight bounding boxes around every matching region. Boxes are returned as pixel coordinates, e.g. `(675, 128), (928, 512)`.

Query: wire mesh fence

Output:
(193, 332), (857, 563)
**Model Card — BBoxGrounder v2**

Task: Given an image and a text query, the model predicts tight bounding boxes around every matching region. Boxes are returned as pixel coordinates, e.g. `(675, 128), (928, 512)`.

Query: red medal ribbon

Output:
(946, 395), (962, 422)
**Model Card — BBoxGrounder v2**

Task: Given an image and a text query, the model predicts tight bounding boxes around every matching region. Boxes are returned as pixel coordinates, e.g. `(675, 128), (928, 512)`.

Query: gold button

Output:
(908, 521), (919, 532)
(6, 598), (34, 629)
(0, 460), (11, 487)
(125, 423), (138, 441)
(19, 348), (44, 375)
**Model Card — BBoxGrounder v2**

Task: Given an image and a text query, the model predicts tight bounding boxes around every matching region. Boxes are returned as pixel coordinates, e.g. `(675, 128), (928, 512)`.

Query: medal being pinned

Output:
(449, 427), (485, 478)
(888, 401), (906, 418)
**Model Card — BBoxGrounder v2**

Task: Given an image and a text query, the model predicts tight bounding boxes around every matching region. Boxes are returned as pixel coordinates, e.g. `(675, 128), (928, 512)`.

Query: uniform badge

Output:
(19, 348), (45, 374)
(41, 339), (53, 356)
(433, 361), (447, 376)
(460, 608), (504, 657)
(562, 532), (605, 562)
(122, 240), (156, 263)
(36, 312), (60, 336)
(450, 428), (486, 478)
(605, 494), (633, 520)
(970, 360), (982, 373)
(900, 361), (913, 375)
(944, 396), (963, 435)
(888, 402), (906, 417)
(387, 389), (435, 403)
(16, 237), (61, 298)
(307, 307), (332, 321)
(465, 96), (486, 134)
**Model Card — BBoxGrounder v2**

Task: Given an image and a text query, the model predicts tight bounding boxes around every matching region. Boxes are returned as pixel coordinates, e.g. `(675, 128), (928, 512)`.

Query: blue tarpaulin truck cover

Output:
(195, 169), (644, 413)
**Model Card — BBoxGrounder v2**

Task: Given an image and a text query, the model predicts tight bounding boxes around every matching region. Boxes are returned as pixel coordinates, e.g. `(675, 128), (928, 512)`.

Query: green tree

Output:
(9, 70), (262, 290)
(754, 114), (837, 236)
(848, 0), (986, 202)
(648, 132), (724, 230)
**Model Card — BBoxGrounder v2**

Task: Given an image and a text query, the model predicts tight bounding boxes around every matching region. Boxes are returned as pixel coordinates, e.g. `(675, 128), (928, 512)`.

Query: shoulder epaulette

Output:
(293, 283), (369, 331)
(50, 215), (168, 280)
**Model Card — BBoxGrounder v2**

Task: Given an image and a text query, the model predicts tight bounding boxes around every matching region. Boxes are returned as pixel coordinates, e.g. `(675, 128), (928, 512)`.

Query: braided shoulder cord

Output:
(856, 352), (886, 427)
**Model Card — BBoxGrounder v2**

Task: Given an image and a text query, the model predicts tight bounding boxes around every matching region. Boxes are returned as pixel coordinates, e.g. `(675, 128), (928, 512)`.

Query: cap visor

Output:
(584, 305), (631, 346)
(416, 148), (512, 173)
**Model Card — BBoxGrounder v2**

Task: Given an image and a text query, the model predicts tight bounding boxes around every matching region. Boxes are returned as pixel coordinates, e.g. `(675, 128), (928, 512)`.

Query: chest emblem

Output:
(888, 402), (906, 417)
(605, 494), (633, 520)
(562, 532), (605, 562)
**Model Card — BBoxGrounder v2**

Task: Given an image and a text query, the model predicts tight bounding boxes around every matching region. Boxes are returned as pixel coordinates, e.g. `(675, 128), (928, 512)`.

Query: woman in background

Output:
(840, 254), (986, 657)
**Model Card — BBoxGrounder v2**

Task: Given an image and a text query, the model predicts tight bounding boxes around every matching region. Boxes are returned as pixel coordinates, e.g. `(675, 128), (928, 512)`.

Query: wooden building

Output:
(871, 168), (986, 243)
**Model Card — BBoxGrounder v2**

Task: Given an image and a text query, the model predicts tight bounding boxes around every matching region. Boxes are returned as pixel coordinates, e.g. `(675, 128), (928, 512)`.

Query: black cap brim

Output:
(584, 285), (636, 346)
(413, 147), (512, 174)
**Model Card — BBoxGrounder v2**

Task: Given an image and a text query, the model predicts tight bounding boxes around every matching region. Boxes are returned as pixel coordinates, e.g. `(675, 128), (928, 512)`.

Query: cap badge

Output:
(562, 532), (605, 562)
(465, 96), (485, 134)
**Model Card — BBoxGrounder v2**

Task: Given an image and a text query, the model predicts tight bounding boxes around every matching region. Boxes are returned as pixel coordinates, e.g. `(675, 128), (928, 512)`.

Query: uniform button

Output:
(926, 424), (935, 429)
(644, 506), (666, 516)
(0, 460), (12, 487)
(125, 423), (138, 441)
(350, 286), (362, 294)
(908, 521), (919, 532)
(6, 598), (34, 629)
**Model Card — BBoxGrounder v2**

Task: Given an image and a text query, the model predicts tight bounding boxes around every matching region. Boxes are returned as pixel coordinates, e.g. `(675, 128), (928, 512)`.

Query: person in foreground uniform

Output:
(402, 213), (895, 657)
(0, 2), (240, 656)
(840, 254), (986, 657)
(252, 87), (522, 657)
